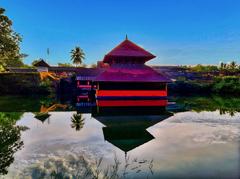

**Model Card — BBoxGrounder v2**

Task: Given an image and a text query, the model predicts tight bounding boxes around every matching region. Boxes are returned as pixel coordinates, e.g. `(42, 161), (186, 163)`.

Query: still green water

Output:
(0, 95), (239, 179)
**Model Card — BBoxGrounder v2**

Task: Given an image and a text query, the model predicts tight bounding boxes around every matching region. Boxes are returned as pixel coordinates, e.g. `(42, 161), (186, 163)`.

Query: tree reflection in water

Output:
(71, 113), (85, 131)
(20, 154), (154, 179)
(0, 112), (28, 175)
(172, 95), (240, 116)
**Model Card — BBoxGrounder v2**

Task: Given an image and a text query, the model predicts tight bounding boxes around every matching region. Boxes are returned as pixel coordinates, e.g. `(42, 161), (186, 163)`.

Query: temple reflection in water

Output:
(95, 111), (172, 155)
(75, 95), (173, 155)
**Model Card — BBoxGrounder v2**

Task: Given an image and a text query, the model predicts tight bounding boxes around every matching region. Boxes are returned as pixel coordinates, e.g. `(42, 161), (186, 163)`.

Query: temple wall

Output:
(97, 82), (166, 90)
(96, 82), (168, 99)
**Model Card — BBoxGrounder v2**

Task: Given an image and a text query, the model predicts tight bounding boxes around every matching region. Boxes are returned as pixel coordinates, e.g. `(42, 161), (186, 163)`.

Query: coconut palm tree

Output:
(70, 47), (85, 66)
(219, 62), (227, 75)
(229, 61), (237, 71)
(220, 62), (225, 70)
(71, 113), (85, 131)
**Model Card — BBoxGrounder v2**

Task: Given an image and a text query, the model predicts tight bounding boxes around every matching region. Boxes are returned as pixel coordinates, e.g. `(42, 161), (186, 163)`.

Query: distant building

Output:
(33, 59), (50, 72)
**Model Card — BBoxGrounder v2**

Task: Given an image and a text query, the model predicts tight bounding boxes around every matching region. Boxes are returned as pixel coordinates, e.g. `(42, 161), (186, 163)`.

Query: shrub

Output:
(212, 76), (240, 95)
(0, 73), (53, 95)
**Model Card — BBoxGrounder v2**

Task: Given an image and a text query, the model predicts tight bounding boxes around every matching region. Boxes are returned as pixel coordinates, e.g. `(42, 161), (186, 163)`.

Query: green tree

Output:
(229, 61), (237, 72)
(57, 63), (73, 67)
(191, 64), (218, 72)
(219, 62), (225, 70)
(0, 8), (24, 70)
(219, 62), (229, 75)
(238, 65), (240, 73)
(70, 47), (85, 66)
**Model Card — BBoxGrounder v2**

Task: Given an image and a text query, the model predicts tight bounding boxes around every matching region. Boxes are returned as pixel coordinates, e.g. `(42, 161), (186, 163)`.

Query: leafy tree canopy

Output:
(190, 64), (218, 72)
(218, 61), (239, 74)
(57, 63), (73, 67)
(0, 8), (25, 70)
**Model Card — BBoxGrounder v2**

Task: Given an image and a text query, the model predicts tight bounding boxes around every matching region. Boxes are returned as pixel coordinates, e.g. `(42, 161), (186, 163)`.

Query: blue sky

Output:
(1, 0), (240, 65)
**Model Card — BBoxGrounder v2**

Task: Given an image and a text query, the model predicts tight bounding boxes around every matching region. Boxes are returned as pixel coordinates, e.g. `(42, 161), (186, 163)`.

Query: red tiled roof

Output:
(95, 64), (171, 82)
(103, 39), (156, 63)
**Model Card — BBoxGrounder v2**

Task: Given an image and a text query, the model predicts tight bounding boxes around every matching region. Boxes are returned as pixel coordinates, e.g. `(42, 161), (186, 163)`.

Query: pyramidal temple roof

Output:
(95, 64), (171, 82)
(103, 39), (156, 63)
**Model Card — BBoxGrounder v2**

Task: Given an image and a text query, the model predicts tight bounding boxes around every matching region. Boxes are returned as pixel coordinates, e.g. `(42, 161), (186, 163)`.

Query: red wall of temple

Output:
(96, 90), (167, 97)
(97, 100), (168, 107)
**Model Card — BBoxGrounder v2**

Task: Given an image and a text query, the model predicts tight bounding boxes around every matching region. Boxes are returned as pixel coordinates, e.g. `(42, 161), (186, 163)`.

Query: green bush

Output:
(168, 80), (211, 95)
(0, 73), (53, 95)
(170, 76), (240, 96)
(212, 76), (240, 95)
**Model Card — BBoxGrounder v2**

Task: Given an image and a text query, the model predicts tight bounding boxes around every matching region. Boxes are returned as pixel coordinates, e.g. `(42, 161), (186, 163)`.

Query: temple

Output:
(94, 37), (171, 99)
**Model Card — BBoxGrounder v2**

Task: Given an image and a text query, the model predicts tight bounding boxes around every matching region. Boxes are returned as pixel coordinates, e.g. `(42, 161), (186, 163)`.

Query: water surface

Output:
(0, 96), (239, 178)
